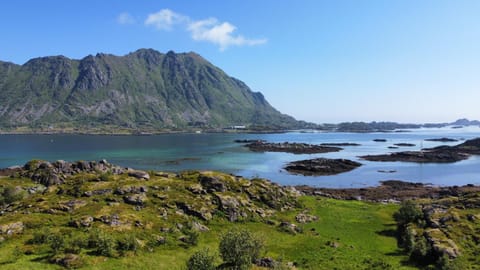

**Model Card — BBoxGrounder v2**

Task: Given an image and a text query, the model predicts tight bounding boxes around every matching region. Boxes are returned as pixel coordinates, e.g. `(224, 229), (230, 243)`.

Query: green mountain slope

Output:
(0, 49), (303, 130)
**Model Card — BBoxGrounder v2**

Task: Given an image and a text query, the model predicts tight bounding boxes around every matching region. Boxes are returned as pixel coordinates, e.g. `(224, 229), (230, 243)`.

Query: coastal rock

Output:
(245, 141), (342, 154)
(285, 158), (362, 176)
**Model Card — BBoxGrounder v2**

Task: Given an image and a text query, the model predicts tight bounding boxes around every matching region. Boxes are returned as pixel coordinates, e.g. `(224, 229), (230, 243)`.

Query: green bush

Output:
(219, 228), (264, 270)
(182, 230), (199, 246)
(186, 248), (216, 270)
(29, 228), (52, 244)
(393, 200), (423, 227)
(0, 186), (25, 205)
(116, 234), (139, 255)
(88, 230), (116, 257)
(436, 254), (460, 270)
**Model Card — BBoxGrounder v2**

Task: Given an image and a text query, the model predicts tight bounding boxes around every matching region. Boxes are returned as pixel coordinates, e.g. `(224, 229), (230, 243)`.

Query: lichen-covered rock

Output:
(295, 213), (319, 223)
(0, 221), (24, 235)
(191, 221), (209, 232)
(69, 216), (94, 227)
(175, 202), (213, 221)
(57, 200), (87, 212)
(199, 175), (226, 192)
(425, 228), (461, 258)
(124, 194), (148, 206)
(279, 221), (301, 234)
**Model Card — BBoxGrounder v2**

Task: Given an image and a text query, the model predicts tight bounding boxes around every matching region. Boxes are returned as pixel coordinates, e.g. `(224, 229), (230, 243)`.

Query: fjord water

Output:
(1, 126), (479, 188)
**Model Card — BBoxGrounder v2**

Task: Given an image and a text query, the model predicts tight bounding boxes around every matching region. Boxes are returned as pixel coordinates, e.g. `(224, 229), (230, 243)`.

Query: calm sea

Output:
(1, 126), (479, 188)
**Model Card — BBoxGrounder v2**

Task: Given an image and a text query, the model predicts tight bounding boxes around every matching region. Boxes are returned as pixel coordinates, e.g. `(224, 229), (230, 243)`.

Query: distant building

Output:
(231, 125), (246, 129)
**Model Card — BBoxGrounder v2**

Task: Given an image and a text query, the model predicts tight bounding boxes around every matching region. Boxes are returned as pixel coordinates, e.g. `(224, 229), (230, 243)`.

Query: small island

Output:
(244, 141), (342, 154)
(284, 158), (362, 176)
(361, 138), (480, 163)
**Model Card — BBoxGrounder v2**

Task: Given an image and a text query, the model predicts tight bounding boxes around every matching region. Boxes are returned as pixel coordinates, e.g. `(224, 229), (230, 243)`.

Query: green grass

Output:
(0, 197), (415, 270)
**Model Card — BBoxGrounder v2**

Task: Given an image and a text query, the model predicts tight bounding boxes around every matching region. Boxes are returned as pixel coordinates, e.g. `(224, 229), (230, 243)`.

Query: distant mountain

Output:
(0, 49), (306, 131)
(450, 118), (480, 126)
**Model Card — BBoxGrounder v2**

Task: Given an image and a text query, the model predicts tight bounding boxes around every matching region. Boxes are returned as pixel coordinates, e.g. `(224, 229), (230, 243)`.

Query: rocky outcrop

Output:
(285, 158), (361, 176)
(22, 159), (124, 186)
(245, 141), (342, 154)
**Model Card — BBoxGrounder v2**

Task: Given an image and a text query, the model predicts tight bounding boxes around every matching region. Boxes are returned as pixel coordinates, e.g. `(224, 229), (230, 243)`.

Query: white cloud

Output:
(187, 18), (267, 51)
(117, 12), (135, 25)
(144, 9), (267, 50)
(144, 9), (187, 30)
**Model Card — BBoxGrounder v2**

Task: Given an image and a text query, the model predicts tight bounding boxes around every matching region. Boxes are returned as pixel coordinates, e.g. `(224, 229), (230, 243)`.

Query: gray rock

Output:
(128, 170), (150, 180)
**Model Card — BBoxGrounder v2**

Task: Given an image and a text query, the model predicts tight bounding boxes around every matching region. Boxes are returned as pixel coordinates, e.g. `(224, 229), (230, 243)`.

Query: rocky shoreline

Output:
(297, 180), (480, 202)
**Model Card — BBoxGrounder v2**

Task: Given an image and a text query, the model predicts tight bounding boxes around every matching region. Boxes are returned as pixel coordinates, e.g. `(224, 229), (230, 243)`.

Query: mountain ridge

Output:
(0, 48), (305, 131)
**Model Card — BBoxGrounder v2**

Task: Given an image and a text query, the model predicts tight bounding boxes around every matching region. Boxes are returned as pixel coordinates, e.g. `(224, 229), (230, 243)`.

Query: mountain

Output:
(451, 118), (480, 126)
(0, 49), (305, 131)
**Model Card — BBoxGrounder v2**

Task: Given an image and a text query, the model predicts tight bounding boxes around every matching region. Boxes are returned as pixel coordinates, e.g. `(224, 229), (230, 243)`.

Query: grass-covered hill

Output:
(0, 49), (304, 132)
(0, 160), (478, 269)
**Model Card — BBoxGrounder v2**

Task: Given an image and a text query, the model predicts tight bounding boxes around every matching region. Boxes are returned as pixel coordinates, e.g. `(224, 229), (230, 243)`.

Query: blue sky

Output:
(0, 0), (479, 123)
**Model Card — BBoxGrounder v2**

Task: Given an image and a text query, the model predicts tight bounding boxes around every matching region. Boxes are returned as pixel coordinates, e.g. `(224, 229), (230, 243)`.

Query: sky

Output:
(0, 0), (479, 124)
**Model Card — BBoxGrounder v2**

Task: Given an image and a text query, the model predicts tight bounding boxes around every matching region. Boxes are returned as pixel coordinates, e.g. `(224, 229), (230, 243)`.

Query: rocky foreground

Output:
(361, 137), (480, 163)
(0, 160), (479, 269)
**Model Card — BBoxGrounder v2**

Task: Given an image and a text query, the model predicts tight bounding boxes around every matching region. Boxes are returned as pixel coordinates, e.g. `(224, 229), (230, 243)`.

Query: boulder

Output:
(128, 170), (150, 180)
(123, 194), (148, 206)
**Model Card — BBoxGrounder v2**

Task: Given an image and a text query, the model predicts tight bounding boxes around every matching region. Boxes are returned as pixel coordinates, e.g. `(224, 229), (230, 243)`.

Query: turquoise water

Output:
(1, 126), (479, 188)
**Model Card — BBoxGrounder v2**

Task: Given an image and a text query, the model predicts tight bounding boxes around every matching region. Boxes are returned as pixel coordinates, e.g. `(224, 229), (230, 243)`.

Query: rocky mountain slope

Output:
(0, 49), (303, 131)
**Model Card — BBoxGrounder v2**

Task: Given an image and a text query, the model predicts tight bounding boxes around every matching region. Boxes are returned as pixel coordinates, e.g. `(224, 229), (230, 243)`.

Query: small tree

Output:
(186, 248), (216, 270)
(394, 200), (423, 227)
(393, 201), (423, 227)
(219, 228), (264, 270)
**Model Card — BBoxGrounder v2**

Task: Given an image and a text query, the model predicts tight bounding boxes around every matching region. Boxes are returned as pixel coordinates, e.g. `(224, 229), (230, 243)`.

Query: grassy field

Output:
(0, 196), (415, 269)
